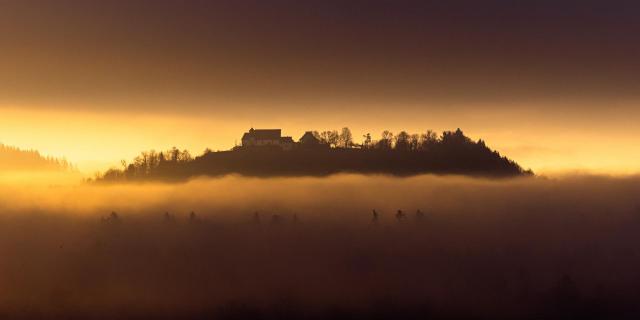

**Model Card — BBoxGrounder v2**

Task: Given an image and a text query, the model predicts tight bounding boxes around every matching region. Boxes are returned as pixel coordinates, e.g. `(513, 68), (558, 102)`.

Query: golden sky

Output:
(2, 103), (639, 175)
(1, 1), (639, 175)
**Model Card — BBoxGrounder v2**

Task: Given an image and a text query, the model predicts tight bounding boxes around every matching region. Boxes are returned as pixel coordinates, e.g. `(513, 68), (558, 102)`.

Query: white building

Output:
(241, 128), (294, 150)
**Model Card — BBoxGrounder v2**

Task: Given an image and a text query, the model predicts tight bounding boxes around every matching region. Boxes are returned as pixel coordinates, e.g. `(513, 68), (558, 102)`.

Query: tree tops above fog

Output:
(97, 128), (532, 182)
(0, 143), (72, 172)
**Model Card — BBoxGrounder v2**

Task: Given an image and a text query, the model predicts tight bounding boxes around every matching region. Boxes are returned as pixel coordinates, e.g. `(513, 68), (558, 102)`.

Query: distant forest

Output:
(98, 128), (532, 182)
(0, 144), (72, 172)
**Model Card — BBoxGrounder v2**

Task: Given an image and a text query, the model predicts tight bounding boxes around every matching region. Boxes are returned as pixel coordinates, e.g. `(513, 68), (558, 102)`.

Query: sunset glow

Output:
(2, 104), (639, 175)
(2, 1), (640, 318)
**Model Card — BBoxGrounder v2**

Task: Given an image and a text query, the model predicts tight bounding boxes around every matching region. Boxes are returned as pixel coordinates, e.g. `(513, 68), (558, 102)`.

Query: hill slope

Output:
(0, 144), (71, 172)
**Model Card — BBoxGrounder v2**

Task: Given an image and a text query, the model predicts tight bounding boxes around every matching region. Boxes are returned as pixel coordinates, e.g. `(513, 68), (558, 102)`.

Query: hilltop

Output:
(97, 128), (532, 182)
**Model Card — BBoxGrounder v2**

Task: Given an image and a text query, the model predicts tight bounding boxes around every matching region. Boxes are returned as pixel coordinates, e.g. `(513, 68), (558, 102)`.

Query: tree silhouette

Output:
(395, 131), (411, 151)
(409, 134), (420, 151)
(362, 133), (372, 149)
(319, 130), (339, 147)
(339, 127), (353, 148)
(0, 143), (72, 171)
(97, 127), (532, 182)
(377, 130), (394, 150)
(420, 130), (438, 151)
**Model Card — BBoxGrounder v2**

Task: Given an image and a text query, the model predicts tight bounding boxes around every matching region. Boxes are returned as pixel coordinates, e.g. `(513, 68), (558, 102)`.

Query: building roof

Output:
(280, 136), (294, 143)
(242, 128), (282, 141)
(299, 131), (320, 144)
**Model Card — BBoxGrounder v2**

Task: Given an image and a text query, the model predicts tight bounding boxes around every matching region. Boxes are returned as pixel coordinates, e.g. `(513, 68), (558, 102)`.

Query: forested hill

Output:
(98, 129), (532, 182)
(0, 144), (72, 171)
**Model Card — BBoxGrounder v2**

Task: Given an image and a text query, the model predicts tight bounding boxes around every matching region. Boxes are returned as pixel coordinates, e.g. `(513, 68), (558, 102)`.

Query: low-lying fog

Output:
(1, 174), (640, 318)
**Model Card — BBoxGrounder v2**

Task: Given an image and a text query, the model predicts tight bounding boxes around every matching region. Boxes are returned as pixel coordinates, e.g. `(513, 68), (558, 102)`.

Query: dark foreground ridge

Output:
(98, 128), (532, 182)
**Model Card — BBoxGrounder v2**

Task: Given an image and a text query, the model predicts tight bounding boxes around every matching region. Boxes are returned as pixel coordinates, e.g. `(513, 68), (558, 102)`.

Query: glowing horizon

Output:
(1, 105), (639, 176)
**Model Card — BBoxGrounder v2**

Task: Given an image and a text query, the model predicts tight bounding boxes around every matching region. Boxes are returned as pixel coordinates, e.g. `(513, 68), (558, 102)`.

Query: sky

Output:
(1, 0), (639, 174)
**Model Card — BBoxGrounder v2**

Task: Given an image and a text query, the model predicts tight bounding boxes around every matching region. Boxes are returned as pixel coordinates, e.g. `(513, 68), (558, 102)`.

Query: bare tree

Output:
(178, 149), (192, 162)
(330, 131), (339, 147)
(147, 150), (159, 169)
(169, 147), (181, 162)
(377, 130), (394, 149)
(409, 134), (420, 151)
(420, 130), (438, 150)
(319, 130), (340, 147)
(318, 131), (330, 144)
(395, 131), (411, 151)
(362, 133), (372, 149)
(338, 127), (353, 148)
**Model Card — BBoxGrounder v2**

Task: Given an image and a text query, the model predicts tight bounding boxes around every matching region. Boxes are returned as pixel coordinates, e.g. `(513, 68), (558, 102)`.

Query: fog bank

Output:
(1, 174), (640, 318)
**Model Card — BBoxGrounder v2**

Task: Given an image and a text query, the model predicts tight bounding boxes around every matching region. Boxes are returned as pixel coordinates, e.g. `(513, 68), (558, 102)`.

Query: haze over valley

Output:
(2, 1), (640, 318)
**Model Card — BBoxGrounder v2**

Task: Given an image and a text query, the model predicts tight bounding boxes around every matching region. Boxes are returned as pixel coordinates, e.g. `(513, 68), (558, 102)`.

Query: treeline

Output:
(102, 147), (193, 180)
(0, 144), (72, 171)
(97, 128), (532, 181)
(311, 127), (471, 151)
